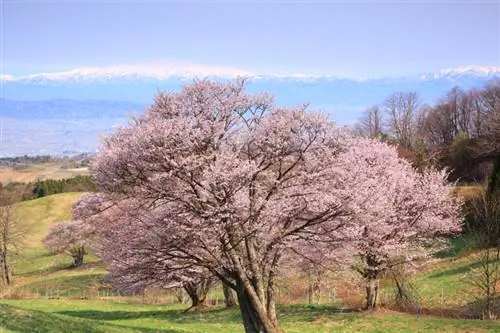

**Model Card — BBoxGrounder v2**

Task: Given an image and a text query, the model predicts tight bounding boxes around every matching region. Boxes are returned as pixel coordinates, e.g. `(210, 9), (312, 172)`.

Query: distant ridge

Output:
(0, 64), (498, 156)
(2, 65), (500, 83)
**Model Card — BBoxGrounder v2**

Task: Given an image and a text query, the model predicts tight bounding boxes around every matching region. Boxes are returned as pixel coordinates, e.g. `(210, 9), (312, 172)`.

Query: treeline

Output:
(0, 153), (92, 169)
(0, 175), (98, 202)
(354, 78), (500, 183)
(0, 155), (53, 169)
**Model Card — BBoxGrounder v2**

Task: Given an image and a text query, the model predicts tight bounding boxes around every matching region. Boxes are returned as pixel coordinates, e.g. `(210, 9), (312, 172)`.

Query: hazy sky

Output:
(2, 0), (500, 77)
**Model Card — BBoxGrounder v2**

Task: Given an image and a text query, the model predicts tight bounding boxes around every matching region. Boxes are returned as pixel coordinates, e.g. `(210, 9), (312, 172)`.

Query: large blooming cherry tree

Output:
(85, 79), (462, 333)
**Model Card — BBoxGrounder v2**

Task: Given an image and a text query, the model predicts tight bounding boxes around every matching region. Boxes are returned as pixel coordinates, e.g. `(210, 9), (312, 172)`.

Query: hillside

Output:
(0, 192), (499, 332)
(3, 193), (106, 301)
(0, 164), (90, 184)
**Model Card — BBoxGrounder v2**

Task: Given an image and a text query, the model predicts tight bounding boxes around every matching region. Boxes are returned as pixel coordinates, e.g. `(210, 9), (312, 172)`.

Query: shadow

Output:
(29, 252), (55, 259)
(58, 304), (359, 329)
(386, 303), (475, 319)
(58, 306), (243, 324)
(428, 261), (479, 279)
(19, 259), (105, 278)
(16, 273), (107, 297)
(429, 258), (500, 279)
(19, 262), (73, 277)
(385, 295), (500, 324)
(0, 304), (183, 333)
(434, 236), (476, 259)
(277, 304), (359, 322)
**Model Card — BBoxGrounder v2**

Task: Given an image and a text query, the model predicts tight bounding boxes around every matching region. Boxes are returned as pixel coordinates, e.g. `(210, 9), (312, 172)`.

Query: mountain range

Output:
(1, 65), (499, 156)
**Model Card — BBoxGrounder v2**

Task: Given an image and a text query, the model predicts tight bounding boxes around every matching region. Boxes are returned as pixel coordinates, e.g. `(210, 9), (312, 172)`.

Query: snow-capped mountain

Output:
(2, 64), (255, 83)
(3, 64), (499, 83)
(0, 65), (498, 156)
(418, 65), (500, 81)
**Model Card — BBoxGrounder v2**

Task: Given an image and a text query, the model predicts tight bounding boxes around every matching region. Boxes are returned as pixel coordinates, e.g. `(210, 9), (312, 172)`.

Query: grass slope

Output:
(2, 192), (500, 332)
(1, 300), (500, 333)
(5, 193), (107, 299)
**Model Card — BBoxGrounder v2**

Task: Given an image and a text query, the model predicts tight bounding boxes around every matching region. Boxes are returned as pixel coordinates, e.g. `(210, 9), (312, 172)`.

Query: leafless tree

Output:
(0, 191), (27, 285)
(356, 105), (384, 138)
(466, 188), (500, 319)
(384, 92), (420, 149)
(418, 103), (456, 146)
(477, 80), (500, 159)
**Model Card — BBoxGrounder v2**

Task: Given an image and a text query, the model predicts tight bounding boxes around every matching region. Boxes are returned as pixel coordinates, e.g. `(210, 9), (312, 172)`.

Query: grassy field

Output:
(4, 193), (108, 300)
(1, 192), (499, 332)
(1, 300), (500, 333)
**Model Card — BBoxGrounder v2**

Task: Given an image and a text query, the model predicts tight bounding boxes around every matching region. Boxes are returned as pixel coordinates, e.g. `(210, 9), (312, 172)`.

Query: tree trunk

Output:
(1, 250), (10, 285)
(71, 247), (85, 268)
(365, 276), (379, 310)
(308, 281), (314, 304)
(266, 273), (278, 327)
(235, 278), (282, 333)
(183, 279), (212, 310)
(487, 154), (500, 199)
(223, 283), (237, 307)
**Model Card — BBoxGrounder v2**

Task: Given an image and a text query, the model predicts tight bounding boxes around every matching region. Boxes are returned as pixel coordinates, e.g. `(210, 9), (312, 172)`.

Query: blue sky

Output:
(2, 0), (499, 78)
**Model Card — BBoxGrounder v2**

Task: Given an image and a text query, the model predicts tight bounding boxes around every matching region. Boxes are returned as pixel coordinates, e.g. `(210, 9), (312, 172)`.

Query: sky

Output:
(1, 0), (500, 78)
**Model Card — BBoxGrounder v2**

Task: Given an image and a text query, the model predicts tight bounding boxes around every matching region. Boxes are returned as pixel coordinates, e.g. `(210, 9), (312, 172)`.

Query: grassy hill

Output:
(1, 192), (499, 332)
(4, 193), (107, 300)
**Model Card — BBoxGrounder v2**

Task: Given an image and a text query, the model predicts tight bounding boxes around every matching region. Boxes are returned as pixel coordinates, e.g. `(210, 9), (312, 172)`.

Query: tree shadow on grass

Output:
(429, 257), (500, 279)
(18, 258), (105, 278)
(58, 304), (354, 325)
(58, 306), (243, 324)
(18, 262), (73, 278)
(14, 273), (106, 298)
(0, 304), (183, 333)
(434, 236), (476, 259)
(277, 304), (359, 322)
(428, 261), (479, 279)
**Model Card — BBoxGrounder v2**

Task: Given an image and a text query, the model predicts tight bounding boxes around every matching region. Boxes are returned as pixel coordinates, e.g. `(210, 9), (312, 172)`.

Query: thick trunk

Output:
(235, 278), (281, 333)
(266, 275), (278, 327)
(183, 279), (211, 310)
(223, 283), (237, 307)
(363, 254), (382, 311)
(365, 277), (379, 310)
(223, 231), (282, 332)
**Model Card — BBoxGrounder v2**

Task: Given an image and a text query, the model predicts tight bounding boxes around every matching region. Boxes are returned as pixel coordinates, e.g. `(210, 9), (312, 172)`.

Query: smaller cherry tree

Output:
(335, 138), (463, 310)
(73, 193), (216, 310)
(43, 220), (89, 267)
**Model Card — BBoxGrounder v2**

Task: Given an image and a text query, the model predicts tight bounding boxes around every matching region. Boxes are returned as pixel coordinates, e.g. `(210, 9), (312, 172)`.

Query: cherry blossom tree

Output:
(43, 220), (89, 267)
(333, 138), (463, 310)
(89, 79), (359, 333)
(86, 79), (462, 332)
(73, 193), (216, 310)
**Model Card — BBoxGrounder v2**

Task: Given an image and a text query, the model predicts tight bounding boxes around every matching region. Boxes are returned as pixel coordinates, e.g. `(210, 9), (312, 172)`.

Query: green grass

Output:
(14, 192), (83, 247)
(4, 193), (500, 332)
(4, 193), (106, 299)
(1, 300), (500, 333)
